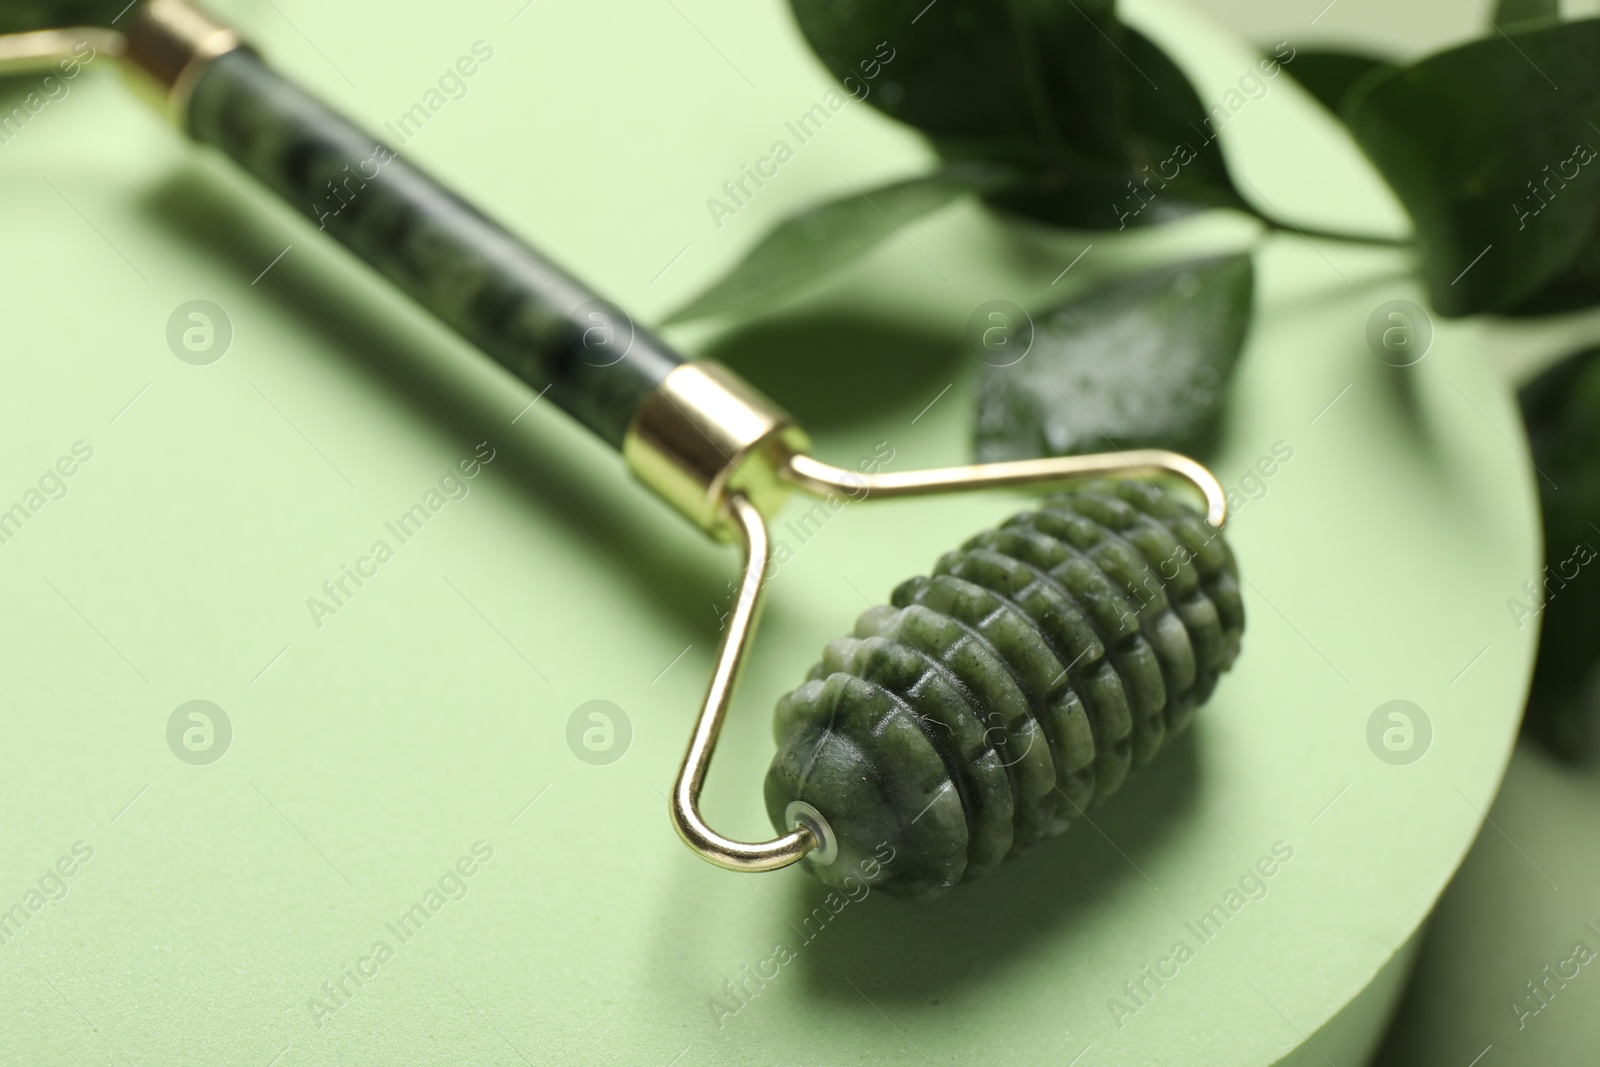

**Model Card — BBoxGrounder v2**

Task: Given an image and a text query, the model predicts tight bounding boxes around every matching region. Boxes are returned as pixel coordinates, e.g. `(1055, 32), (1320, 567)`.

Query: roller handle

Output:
(185, 48), (683, 449)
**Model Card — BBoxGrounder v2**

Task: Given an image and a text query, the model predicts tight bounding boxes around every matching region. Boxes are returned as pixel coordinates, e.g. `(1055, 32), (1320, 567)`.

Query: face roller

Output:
(2, 0), (1243, 900)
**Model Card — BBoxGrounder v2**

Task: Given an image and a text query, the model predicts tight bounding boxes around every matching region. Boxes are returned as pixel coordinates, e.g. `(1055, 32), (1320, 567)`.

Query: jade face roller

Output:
(2, 0), (1243, 900)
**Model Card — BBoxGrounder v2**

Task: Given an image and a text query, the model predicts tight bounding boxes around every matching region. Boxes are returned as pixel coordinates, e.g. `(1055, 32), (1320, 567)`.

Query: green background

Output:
(0, 0), (1540, 1063)
(1373, 743), (1600, 1066)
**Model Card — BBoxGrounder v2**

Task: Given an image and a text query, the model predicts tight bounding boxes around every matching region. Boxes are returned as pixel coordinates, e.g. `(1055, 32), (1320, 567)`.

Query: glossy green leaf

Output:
(1344, 19), (1600, 316)
(973, 254), (1253, 461)
(1494, 0), (1559, 27)
(787, 0), (1245, 230)
(1277, 48), (1395, 115)
(1518, 347), (1600, 760)
(663, 171), (991, 323)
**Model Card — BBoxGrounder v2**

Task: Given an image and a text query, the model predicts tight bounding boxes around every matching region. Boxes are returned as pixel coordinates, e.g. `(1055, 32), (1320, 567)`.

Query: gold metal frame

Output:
(119, 0), (244, 123)
(626, 362), (1228, 874)
(0, 27), (124, 71)
(0, 1), (244, 127)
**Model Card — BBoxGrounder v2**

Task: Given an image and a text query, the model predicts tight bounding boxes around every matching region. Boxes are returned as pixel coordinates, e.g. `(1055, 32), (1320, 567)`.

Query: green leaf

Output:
(787, 0), (1125, 168)
(979, 29), (1249, 230)
(1518, 347), (1600, 760)
(1116, 30), (1245, 208)
(972, 254), (1253, 462)
(1494, 0), (1559, 28)
(1278, 47), (1396, 115)
(1344, 19), (1600, 316)
(663, 171), (991, 324)
(786, 0), (1245, 230)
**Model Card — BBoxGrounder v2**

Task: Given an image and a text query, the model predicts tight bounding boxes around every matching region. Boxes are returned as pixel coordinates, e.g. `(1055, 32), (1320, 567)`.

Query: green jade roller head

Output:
(3, 1), (1244, 900)
(770, 480), (1242, 900)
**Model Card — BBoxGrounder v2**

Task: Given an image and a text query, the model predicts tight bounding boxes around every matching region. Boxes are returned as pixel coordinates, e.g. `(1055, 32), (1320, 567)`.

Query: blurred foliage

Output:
(788, 0), (1248, 228)
(0, 1), (132, 33)
(1519, 348), (1600, 761)
(1277, 49), (1394, 115)
(1343, 21), (1600, 317)
(674, 4), (1600, 328)
(1494, 0), (1560, 28)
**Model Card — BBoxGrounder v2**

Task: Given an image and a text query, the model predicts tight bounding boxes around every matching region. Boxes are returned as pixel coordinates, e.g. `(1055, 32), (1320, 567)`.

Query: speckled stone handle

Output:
(186, 49), (682, 448)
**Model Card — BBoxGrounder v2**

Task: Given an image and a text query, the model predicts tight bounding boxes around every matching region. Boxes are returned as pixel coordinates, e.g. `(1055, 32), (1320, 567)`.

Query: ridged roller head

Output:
(764, 479), (1244, 900)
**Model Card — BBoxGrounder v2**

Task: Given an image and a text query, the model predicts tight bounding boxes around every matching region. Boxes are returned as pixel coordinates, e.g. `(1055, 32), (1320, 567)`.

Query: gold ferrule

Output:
(0, 28), (124, 76)
(120, 0), (245, 127)
(623, 362), (811, 540)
